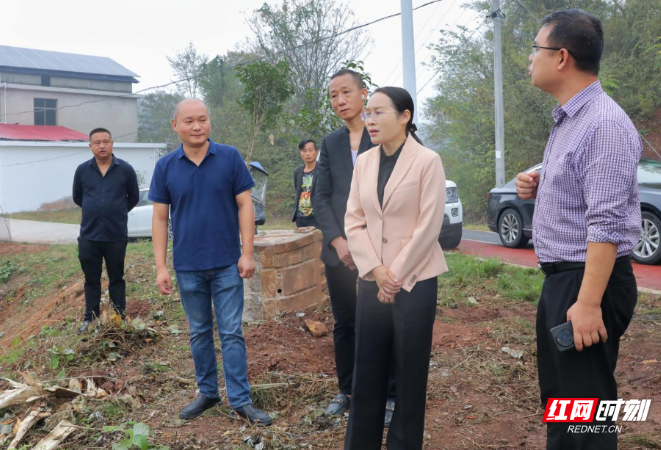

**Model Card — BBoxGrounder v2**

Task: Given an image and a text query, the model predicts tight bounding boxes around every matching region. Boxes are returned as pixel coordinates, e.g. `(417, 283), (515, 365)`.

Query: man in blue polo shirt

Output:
(149, 98), (272, 426)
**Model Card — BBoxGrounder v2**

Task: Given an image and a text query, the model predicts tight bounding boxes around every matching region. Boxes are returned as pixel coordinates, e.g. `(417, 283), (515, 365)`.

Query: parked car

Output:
(439, 180), (463, 249)
(127, 189), (171, 239)
(486, 158), (661, 264)
(127, 162), (270, 239)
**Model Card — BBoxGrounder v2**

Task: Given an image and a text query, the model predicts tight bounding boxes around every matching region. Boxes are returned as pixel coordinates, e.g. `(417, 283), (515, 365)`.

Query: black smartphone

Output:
(550, 321), (575, 352)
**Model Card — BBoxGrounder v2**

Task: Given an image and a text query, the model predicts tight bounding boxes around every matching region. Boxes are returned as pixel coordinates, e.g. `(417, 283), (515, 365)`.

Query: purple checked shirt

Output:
(532, 81), (642, 263)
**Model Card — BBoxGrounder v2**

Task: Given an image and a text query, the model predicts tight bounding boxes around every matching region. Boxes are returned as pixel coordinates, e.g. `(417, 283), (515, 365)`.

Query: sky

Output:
(3, 0), (484, 122)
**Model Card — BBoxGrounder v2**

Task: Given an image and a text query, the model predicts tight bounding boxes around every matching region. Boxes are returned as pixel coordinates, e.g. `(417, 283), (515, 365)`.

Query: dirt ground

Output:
(1, 242), (660, 449)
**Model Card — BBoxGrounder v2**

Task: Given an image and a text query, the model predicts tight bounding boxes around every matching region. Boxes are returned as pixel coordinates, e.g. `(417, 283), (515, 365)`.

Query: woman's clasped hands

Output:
(371, 265), (403, 303)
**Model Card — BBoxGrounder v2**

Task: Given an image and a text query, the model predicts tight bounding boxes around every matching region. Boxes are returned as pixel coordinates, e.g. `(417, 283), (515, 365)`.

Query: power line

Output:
(414, 8), (482, 82)
(3, 0), (447, 121)
(0, 150), (89, 168)
(4, 79), (186, 118)
(417, 17), (489, 94)
(382, 0), (453, 85)
(513, 0), (540, 23)
(640, 133), (661, 159)
(1, 0), (450, 169)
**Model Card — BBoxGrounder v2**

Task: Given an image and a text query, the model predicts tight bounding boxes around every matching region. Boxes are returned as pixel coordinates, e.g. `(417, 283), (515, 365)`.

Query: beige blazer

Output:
(345, 134), (448, 292)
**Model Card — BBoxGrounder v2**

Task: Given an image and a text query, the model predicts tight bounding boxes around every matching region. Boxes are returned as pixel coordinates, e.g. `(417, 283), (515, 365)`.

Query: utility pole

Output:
(401, 0), (418, 124)
(492, 0), (506, 187)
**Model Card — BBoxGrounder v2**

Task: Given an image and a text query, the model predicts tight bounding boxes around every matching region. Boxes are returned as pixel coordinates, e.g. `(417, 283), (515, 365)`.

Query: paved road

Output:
(463, 229), (505, 245)
(5, 219), (79, 244)
(458, 229), (661, 292)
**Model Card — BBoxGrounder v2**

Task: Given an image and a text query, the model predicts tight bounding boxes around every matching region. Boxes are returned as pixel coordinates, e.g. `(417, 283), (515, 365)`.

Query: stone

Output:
(304, 319), (329, 338)
(282, 260), (318, 296)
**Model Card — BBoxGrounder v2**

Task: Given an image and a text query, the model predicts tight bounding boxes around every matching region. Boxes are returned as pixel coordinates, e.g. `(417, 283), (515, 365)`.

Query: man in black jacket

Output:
(314, 70), (396, 425)
(292, 139), (319, 228)
(73, 128), (139, 334)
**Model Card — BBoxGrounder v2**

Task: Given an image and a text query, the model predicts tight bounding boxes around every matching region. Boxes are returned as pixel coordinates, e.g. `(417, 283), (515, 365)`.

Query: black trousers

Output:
(325, 263), (396, 398)
(295, 215), (318, 228)
(537, 259), (637, 450)
(78, 237), (128, 321)
(345, 277), (438, 450)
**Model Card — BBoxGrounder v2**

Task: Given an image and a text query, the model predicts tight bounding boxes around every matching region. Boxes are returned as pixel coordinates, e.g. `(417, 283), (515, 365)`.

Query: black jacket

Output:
(312, 126), (372, 266)
(292, 164), (318, 222)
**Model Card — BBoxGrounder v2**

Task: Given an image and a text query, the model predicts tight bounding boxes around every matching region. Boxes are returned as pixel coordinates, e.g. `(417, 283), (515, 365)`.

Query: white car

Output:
(127, 189), (172, 239)
(439, 180), (462, 249)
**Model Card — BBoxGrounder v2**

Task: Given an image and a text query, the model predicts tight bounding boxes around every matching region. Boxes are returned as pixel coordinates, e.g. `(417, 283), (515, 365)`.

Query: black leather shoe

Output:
(232, 404), (273, 426)
(384, 399), (396, 428)
(179, 394), (220, 420)
(77, 321), (92, 335)
(325, 393), (350, 416)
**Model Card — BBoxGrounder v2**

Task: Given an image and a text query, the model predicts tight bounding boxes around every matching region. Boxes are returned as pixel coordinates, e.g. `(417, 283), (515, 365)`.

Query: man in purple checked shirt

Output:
(516, 9), (642, 450)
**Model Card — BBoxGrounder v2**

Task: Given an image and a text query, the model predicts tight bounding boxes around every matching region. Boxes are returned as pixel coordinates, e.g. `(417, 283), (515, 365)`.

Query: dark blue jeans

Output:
(176, 265), (252, 409)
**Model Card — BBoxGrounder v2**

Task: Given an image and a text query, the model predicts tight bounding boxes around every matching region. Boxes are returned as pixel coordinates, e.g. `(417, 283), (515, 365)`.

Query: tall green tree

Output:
(248, 0), (371, 134)
(167, 41), (208, 98)
(137, 90), (184, 153)
(236, 60), (294, 164)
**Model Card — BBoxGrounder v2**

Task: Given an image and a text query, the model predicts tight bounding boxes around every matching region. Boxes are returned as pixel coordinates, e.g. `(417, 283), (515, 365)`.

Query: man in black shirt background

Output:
(72, 127), (139, 334)
(292, 139), (319, 228)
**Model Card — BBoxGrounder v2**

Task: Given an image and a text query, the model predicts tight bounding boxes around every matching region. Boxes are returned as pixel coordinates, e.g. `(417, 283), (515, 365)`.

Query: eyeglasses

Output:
(531, 44), (576, 59)
(360, 110), (397, 121)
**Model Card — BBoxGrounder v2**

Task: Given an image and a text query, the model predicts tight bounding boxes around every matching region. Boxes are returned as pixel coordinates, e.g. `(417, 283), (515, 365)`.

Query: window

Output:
(34, 98), (57, 125)
(41, 75), (51, 86)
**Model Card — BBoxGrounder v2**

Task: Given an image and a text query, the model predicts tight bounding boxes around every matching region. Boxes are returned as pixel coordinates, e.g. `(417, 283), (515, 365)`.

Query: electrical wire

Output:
(3, 0), (448, 119)
(417, 17), (489, 94)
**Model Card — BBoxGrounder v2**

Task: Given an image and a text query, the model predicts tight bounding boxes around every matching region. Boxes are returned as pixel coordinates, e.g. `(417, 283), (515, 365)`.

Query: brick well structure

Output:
(243, 228), (327, 322)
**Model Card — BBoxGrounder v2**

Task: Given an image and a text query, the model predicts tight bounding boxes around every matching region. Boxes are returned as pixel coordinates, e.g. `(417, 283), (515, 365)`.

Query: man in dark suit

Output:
(314, 69), (396, 425)
(292, 139), (319, 228)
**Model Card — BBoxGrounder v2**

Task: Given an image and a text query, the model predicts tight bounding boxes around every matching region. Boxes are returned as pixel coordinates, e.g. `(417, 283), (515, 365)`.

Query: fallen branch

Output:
(30, 420), (76, 450)
(7, 408), (50, 449)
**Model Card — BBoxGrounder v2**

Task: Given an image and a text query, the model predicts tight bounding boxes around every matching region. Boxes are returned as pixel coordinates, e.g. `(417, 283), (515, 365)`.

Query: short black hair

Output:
(89, 127), (112, 140)
(329, 69), (364, 90)
(541, 9), (603, 75)
(298, 139), (317, 150)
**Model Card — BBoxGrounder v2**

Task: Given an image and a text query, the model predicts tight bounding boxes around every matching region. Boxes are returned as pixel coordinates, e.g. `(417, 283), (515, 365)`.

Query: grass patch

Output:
(621, 434), (661, 449)
(258, 216), (295, 231)
(3, 208), (82, 224)
(0, 260), (18, 284)
(439, 252), (543, 304)
(0, 337), (25, 365)
(463, 223), (492, 232)
(143, 361), (171, 374)
(2, 244), (79, 299)
(488, 317), (536, 345)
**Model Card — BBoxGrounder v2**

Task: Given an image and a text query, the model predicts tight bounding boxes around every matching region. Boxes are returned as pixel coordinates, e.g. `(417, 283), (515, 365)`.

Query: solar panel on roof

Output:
(0, 45), (138, 78)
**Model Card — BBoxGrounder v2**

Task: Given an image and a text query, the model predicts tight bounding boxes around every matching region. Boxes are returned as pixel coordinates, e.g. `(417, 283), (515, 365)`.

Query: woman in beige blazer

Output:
(343, 87), (448, 450)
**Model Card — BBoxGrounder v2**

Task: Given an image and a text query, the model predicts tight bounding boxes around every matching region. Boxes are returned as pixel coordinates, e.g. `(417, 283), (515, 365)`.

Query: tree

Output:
(248, 0), (371, 116)
(138, 90), (184, 153)
(235, 60), (294, 164)
(424, 0), (661, 222)
(167, 42), (208, 98)
(293, 59), (378, 136)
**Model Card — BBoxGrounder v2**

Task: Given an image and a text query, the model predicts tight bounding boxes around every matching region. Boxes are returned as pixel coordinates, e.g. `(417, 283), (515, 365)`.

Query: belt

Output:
(538, 255), (630, 277)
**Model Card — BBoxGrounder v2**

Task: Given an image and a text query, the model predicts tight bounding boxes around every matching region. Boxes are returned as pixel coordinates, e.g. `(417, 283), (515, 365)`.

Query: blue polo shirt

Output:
(148, 140), (255, 271)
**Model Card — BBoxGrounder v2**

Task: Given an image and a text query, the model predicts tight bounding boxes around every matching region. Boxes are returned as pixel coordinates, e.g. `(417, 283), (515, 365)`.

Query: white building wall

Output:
(0, 141), (165, 213)
(0, 84), (140, 140)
